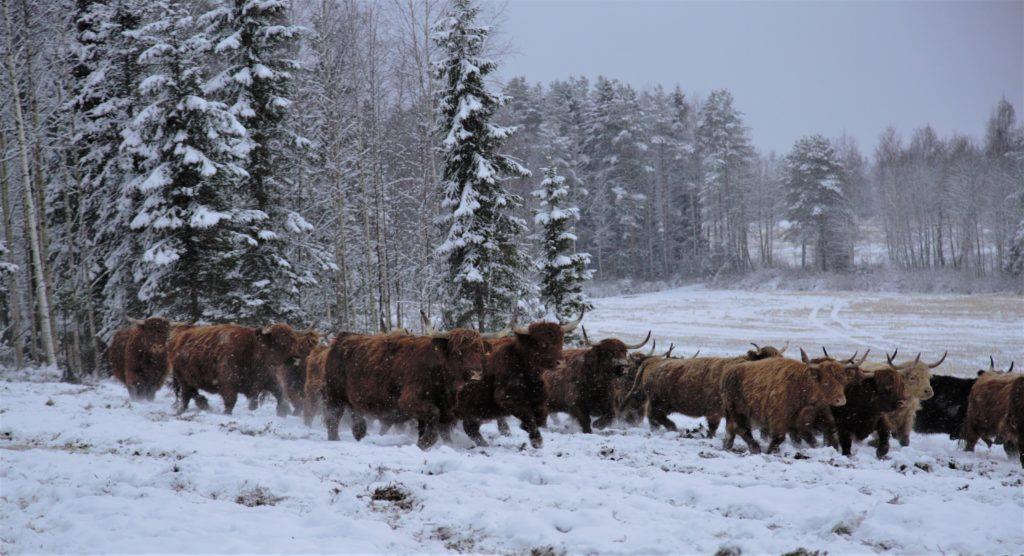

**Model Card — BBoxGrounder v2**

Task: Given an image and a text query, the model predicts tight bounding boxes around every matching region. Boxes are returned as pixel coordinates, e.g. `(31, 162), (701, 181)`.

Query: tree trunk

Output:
(3, 0), (58, 369)
(0, 128), (25, 368)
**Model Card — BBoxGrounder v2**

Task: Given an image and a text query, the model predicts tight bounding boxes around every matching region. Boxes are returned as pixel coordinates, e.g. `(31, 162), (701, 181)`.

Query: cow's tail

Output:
(619, 361), (648, 413)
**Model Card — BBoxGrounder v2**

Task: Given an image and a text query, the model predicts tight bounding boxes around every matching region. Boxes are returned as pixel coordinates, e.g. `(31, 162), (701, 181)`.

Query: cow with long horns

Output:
(452, 311), (583, 448)
(720, 348), (855, 454)
(861, 349), (943, 447)
(322, 324), (486, 450)
(542, 327), (651, 433)
(620, 342), (789, 437)
(963, 358), (1020, 459)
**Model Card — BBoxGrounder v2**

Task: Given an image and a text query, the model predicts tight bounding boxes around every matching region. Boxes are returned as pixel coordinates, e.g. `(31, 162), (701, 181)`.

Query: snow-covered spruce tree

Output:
(70, 0), (149, 340)
(783, 135), (854, 272)
(123, 0), (249, 322)
(533, 164), (593, 333)
(204, 0), (312, 325)
(433, 0), (533, 331)
(697, 89), (754, 274)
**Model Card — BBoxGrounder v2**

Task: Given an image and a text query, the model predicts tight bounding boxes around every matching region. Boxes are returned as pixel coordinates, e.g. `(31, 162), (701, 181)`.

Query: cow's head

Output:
(431, 328), (486, 388)
(747, 341), (788, 361)
(801, 348), (862, 407)
(581, 327), (651, 378)
(259, 323), (309, 371)
(124, 316), (178, 400)
(871, 367), (908, 413)
(888, 349), (941, 400)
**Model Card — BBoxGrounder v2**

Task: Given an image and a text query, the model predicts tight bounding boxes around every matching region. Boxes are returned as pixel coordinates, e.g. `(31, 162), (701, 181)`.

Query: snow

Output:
(2, 287), (1021, 554)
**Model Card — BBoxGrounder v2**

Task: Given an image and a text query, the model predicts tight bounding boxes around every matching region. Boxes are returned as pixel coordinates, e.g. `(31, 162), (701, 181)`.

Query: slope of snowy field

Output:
(2, 287), (1023, 555)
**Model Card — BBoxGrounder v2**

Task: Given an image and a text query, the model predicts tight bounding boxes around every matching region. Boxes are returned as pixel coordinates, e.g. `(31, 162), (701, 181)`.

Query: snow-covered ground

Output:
(2, 287), (1023, 554)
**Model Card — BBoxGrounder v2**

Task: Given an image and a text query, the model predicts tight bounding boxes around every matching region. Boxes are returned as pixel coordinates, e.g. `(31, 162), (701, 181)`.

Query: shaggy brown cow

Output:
(622, 342), (788, 437)
(302, 343), (331, 426)
(963, 361), (1020, 459)
(273, 329), (323, 416)
(720, 348), (853, 454)
(830, 367), (908, 458)
(323, 327), (485, 450)
(862, 349), (942, 447)
(456, 315), (581, 448)
(169, 323), (314, 416)
(610, 341), (678, 426)
(1002, 376), (1024, 468)
(542, 327), (651, 433)
(107, 316), (191, 401)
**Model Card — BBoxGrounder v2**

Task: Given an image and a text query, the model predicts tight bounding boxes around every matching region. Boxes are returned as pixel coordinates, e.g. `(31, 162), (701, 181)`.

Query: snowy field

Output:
(2, 287), (1023, 554)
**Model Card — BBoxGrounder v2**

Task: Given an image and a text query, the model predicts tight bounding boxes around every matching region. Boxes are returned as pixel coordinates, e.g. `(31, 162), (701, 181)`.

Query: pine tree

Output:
(433, 0), (532, 331)
(204, 0), (312, 325)
(697, 89), (754, 274)
(533, 164), (592, 331)
(70, 0), (148, 340)
(784, 135), (854, 272)
(123, 0), (249, 322)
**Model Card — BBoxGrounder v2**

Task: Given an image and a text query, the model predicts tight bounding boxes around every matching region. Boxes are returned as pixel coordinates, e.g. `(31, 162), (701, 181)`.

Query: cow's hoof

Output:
(530, 435), (543, 449)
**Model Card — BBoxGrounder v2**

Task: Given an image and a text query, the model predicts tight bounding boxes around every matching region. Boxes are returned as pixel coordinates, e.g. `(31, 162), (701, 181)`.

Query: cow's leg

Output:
(571, 409), (593, 434)
(220, 387), (238, 415)
(839, 427), (854, 457)
(723, 416), (737, 451)
(324, 403), (343, 441)
(766, 434), (787, 454)
(510, 408), (543, 448)
(1004, 440), (1019, 459)
(733, 414), (761, 454)
(416, 417), (440, 450)
(963, 427), (979, 452)
(379, 420), (393, 435)
(303, 395), (320, 427)
(463, 418), (488, 447)
(438, 422), (453, 443)
(592, 414), (612, 430)
(176, 386), (194, 414)
(194, 394), (209, 411)
(705, 415), (721, 438)
(875, 418), (892, 459)
(496, 417), (511, 436)
(351, 413), (368, 441)
(649, 403), (676, 431)
(897, 412), (912, 447)
(248, 397), (259, 411)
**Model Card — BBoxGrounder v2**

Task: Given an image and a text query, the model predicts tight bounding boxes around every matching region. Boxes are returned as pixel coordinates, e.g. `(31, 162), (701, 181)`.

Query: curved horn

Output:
(856, 349), (870, 365)
(623, 330), (652, 350)
(750, 342), (760, 350)
(481, 328), (513, 340)
(581, 326), (595, 347)
(125, 315), (144, 326)
(822, 346), (830, 359)
(927, 351), (947, 369)
(1009, 361), (1016, 373)
(691, 349), (700, 358)
(560, 310), (585, 333)
(664, 343), (675, 358)
(800, 348), (810, 363)
(779, 341), (789, 355)
(420, 310), (442, 336)
(887, 348), (898, 366)
(913, 353), (921, 365)
(990, 355), (995, 370)
(845, 351), (858, 364)
(647, 339), (657, 356)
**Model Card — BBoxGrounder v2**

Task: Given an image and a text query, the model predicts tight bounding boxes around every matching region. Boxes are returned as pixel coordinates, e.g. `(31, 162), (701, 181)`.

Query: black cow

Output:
(914, 374), (979, 438)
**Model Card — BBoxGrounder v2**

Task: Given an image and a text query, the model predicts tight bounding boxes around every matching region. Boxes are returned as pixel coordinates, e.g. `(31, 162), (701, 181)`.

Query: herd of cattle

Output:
(106, 314), (1023, 467)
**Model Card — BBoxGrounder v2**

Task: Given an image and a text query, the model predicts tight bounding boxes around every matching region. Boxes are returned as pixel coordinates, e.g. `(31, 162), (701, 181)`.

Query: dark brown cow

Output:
(302, 343), (331, 426)
(273, 329), (322, 416)
(621, 343), (788, 436)
(542, 327), (651, 433)
(169, 323), (315, 416)
(456, 314), (581, 448)
(830, 367), (908, 458)
(720, 348), (853, 454)
(107, 316), (191, 401)
(323, 327), (485, 450)
(611, 341), (677, 426)
(963, 361), (1020, 459)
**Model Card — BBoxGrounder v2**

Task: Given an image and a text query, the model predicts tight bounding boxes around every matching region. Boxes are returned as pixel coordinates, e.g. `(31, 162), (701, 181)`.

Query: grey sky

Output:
(495, 0), (1024, 155)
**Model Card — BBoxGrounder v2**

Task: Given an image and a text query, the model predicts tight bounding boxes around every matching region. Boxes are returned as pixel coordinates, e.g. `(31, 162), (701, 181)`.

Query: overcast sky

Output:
(494, 0), (1024, 155)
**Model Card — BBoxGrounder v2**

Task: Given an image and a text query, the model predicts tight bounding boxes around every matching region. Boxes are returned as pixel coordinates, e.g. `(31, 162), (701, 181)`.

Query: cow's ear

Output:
(431, 337), (449, 353)
(515, 331), (532, 345)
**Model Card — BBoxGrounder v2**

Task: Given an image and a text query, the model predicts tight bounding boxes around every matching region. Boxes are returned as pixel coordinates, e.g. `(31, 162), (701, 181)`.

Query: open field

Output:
(1, 287), (1022, 554)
